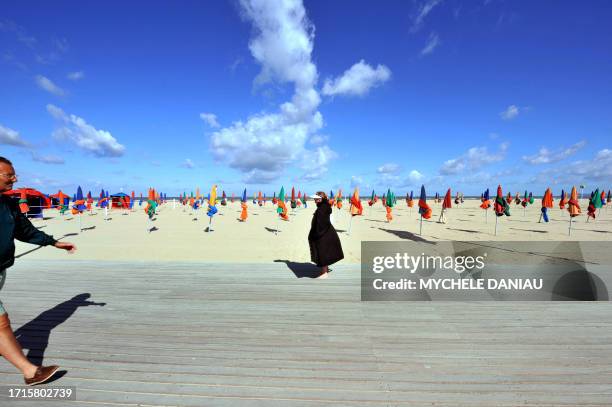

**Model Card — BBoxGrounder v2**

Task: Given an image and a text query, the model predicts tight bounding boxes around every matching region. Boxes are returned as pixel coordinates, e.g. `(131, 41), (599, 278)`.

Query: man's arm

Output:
(13, 210), (57, 246)
(13, 211), (76, 252)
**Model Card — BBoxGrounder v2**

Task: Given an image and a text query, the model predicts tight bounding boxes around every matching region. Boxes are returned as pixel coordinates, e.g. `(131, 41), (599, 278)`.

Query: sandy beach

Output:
(16, 198), (612, 265)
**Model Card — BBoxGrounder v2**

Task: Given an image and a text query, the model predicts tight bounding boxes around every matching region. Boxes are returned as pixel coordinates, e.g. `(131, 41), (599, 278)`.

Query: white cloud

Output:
(530, 148), (612, 186)
(322, 60), (391, 97)
(199, 113), (220, 128)
(350, 175), (362, 188)
(243, 169), (278, 184)
(420, 32), (440, 56)
(182, 158), (195, 169)
(411, 0), (443, 33)
(380, 173), (401, 185)
(300, 145), (338, 181)
(440, 142), (509, 175)
(0, 124), (29, 147)
(0, 20), (37, 48)
(31, 152), (65, 164)
(395, 170), (425, 188)
(35, 75), (65, 96)
(211, 0), (333, 183)
(46, 104), (125, 157)
(408, 170), (424, 183)
(67, 71), (84, 81)
(500, 104), (520, 120)
(377, 163), (401, 174)
(21, 175), (66, 189)
(54, 37), (69, 53)
(522, 141), (586, 165)
(309, 134), (328, 145)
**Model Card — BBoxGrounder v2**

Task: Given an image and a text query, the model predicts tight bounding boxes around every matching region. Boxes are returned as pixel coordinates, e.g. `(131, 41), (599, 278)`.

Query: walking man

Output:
(0, 156), (77, 385)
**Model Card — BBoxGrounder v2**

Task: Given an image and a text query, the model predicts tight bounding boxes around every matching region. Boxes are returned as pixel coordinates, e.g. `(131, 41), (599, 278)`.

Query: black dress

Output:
(308, 200), (344, 267)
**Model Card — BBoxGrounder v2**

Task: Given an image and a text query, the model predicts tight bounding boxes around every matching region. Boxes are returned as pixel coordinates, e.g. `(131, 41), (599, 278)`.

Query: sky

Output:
(1, 0), (611, 197)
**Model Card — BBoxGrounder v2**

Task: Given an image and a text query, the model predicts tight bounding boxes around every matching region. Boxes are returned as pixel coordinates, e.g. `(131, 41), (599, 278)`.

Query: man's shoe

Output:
(24, 365), (60, 386)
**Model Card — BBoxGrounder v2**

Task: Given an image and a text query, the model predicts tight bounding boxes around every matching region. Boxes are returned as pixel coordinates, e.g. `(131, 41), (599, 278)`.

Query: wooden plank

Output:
(0, 259), (610, 406)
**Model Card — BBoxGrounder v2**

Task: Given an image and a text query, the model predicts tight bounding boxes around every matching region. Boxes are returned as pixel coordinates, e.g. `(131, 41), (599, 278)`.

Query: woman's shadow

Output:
(274, 260), (321, 278)
(14, 293), (106, 365)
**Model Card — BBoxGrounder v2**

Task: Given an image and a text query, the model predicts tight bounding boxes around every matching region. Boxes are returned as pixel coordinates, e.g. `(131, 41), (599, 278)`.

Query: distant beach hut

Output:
(3, 187), (51, 218)
(50, 190), (70, 210)
(110, 192), (131, 209)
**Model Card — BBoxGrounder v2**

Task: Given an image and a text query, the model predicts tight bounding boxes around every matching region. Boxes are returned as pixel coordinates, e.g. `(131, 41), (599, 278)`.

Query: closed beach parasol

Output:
(559, 189), (567, 210)
(240, 188), (248, 222)
(539, 187), (553, 223)
(348, 187), (363, 235)
(418, 185), (432, 235)
(439, 188), (451, 223)
(586, 188), (602, 221)
(277, 186), (288, 221)
(480, 188), (491, 223)
(493, 185), (510, 235)
(567, 186), (581, 235)
(385, 188), (394, 222)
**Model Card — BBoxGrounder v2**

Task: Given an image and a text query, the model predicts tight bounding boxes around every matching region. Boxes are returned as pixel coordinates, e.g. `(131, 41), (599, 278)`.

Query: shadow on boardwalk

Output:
(274, 260), (321, 278)
(14, 293), (106, 365)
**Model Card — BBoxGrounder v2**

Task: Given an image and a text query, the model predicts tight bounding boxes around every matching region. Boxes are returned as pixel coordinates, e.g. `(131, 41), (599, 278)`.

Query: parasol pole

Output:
(494, 214), (499, 236)
(419, 214), (423, 235)
(347, 215), (353, 236)
(485, 208), (488, 224)
(208, 216), (213, 232)
(78, 213), (82, 233)
(568, 216), (573, 236)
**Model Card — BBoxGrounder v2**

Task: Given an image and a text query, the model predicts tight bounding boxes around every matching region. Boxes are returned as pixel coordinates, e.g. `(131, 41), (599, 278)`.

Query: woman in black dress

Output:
(308, 192), (344, 278)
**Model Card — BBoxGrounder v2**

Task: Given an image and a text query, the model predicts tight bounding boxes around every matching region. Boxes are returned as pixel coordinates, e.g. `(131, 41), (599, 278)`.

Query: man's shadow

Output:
(14, 293), (106, 365)
(274, 259), (320, 278)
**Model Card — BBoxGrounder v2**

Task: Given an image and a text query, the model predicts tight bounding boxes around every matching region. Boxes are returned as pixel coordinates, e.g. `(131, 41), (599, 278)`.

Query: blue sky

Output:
(1, 0), (611, 197)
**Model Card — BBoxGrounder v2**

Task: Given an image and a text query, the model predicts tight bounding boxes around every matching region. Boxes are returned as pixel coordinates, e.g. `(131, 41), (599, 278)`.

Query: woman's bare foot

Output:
(316, 272), (328, 279)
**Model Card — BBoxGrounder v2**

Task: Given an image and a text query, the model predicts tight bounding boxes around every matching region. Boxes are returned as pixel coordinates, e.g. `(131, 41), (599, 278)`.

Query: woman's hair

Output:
(315, 191), (328, 200)
(0, 156), (12, 166)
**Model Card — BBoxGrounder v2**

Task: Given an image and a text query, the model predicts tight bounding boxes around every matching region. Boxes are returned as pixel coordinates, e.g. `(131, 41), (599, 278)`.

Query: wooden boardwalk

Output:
(0, 259), (611, 406)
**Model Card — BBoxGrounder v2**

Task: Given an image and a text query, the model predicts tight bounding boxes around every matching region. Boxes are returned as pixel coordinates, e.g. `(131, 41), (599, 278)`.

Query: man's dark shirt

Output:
(0, 195), (57, 270)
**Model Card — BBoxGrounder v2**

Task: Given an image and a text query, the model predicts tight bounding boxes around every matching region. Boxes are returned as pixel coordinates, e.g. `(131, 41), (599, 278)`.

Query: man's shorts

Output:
(0, 269), (6, 315)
